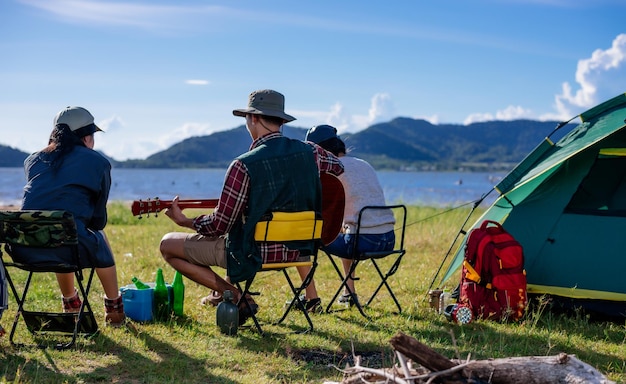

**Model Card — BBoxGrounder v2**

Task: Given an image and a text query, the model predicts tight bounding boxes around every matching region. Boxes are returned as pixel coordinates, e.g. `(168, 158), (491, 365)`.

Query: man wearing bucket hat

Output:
(304, 124), (395, 308)
(160, 90), (344, 324)
(9, 106), (126, 327)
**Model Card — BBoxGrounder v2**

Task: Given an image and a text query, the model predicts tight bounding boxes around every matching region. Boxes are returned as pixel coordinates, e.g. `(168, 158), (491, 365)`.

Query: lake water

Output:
(0, 167), (504, 208)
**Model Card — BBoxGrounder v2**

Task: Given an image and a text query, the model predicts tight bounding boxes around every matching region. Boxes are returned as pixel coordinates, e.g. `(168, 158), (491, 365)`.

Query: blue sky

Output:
(1, 0), (624, 161)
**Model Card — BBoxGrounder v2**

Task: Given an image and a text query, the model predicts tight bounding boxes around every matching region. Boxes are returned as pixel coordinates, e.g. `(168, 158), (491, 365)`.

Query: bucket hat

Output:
(233, 89), (296, 123)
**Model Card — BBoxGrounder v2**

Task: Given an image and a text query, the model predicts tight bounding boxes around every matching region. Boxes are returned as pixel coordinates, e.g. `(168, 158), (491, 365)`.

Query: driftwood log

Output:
(387, 332), (614, 384)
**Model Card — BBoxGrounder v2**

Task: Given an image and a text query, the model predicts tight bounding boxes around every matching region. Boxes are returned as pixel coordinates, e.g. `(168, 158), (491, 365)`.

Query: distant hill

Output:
(343, 118), (570, 171)
(0, 118), (573, 171)
(0, 145), (30, 167)
(118, 118), (572, 171)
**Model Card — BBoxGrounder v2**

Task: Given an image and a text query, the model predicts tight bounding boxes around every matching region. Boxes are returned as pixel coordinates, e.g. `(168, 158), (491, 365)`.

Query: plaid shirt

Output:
(192, 132), (344, 263)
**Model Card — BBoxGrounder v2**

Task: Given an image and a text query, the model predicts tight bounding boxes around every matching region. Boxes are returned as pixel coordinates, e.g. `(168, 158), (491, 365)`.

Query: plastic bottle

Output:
(171, 271), (185, 316)
(216, 290), (239, 336)
(153, 268), (170, 321)
(131, 276), (151, 290)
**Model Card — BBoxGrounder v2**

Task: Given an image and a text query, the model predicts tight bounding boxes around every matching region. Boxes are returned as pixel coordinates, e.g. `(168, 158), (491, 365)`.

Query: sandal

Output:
(201, 290), (223, 307)
(338, 293), (359, 307)
(304, 297), (323, 314)
(285, 295), (323, 314)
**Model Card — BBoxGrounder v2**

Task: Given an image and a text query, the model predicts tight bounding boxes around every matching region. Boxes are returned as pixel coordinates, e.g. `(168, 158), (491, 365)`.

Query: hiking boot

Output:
(200, 290), (223, 307)
(104, 295), (126, 327)
(62, 289), (82, 313)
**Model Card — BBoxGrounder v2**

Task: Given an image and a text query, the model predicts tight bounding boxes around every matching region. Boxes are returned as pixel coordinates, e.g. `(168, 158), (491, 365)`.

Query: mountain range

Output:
(0, 118), (573, 171)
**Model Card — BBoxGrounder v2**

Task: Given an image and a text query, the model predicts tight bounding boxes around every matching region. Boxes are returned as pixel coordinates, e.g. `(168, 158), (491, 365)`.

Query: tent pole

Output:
(426, 189), (493, 295)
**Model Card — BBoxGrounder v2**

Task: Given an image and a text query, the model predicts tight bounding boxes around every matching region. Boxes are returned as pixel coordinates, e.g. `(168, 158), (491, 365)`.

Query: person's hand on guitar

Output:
(164, 196), (195, 229)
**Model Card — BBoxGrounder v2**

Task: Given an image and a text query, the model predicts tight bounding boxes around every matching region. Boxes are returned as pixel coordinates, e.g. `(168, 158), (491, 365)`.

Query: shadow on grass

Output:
(1, 319), (238, 384)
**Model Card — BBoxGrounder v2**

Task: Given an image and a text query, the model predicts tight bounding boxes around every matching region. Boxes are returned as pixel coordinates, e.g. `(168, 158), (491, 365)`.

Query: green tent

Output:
(440, 93), (626, 317)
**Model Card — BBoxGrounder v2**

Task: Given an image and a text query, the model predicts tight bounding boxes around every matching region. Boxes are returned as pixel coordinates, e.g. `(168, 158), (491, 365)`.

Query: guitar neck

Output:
(131, 198), (219, 216)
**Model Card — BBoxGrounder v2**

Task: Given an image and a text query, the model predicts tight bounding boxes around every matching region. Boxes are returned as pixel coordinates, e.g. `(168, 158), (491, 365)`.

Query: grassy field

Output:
(1, 202), (625, 383)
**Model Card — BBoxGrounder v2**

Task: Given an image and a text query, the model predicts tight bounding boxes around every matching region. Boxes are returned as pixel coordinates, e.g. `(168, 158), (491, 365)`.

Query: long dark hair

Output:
(42, 123), (86, 170)
(316, 137), (346, 157)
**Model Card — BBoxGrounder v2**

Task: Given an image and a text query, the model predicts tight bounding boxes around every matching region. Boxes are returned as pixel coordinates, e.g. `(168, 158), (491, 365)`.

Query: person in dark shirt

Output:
(12, 106), (125, 326)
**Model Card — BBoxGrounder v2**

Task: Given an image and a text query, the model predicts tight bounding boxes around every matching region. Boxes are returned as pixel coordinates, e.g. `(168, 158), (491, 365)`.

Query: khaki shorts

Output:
(184, 233), (227, 269)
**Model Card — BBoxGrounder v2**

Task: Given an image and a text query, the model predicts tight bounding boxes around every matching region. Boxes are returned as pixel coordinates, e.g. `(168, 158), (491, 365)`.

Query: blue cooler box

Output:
(120, 284), (154, 322)
(120, 283), (174, 322)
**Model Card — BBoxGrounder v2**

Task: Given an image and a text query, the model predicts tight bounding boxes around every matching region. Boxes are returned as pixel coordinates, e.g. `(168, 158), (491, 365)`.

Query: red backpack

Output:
(460, 220), (527, 321)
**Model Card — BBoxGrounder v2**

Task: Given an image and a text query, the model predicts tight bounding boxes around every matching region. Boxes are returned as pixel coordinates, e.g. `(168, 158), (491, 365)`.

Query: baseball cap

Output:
(305, 124), (338, 144)
(54, 106), (103, 137)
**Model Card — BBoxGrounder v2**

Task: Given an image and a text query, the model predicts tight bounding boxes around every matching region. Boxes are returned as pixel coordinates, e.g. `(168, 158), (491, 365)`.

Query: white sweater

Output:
(339, 156), (395, 235)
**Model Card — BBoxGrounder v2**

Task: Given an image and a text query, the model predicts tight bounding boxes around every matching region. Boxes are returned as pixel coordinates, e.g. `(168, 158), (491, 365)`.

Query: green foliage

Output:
(1, 203), (624, 383)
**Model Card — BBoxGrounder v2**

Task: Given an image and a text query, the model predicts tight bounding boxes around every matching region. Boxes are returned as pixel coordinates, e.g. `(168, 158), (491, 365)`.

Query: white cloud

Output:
(464, 105), (534, 124)
(19, 0), (228, 32)
(368, 93), (395, 123)
(96, 118), (218, 161)
(325, 103), (350, 133)
(185, 79), (210, 86)
(155, 122), (216, 150)
(97, 115), (125, 133)
(462, 34), (626, 125)
(552, 33), (626, 119)
(349, 93), (396, 131)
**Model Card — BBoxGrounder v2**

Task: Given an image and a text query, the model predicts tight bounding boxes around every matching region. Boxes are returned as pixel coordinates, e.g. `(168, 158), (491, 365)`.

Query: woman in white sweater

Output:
(306, 125), (395, 306)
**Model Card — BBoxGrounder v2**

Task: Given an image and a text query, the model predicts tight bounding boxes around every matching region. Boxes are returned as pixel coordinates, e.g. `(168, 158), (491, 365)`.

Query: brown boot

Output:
(104, 295), (126, 327)
(62, 289), (82, 313)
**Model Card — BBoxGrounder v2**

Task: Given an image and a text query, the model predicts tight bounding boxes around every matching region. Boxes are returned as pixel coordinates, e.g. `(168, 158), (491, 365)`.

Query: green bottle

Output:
(216, 290), (239, 335)
(132, 276), (150, 290)
(153, 268), (170, 321)
(171, 271), (185, 316)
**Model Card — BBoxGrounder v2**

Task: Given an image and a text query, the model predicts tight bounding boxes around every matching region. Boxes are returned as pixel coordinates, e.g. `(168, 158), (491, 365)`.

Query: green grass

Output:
(1, 202), (625, 383)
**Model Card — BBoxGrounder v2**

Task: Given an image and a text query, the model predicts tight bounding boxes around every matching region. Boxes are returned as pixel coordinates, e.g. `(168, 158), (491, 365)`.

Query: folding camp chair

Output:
(325, 204), (407, 318)
(235, 210), (324, 335)
(235, 173), (345, 335)
(0, 210), (98, 349)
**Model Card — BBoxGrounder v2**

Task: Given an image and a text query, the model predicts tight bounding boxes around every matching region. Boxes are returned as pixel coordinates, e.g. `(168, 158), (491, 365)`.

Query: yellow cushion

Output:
(254, 211), (322, 242)
(262, 260), (313, 270)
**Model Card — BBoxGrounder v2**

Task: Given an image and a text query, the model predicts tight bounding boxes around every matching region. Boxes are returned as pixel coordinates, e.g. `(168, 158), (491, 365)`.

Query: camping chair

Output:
(0, 210), (98, 349)
(235, 173), (345, 335)
(235, 210), (324, 335)
(325, 204), (407, 318)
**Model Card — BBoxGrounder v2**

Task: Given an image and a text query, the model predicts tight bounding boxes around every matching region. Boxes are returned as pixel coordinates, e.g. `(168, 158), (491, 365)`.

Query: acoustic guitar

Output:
(130, 173), (345, 246)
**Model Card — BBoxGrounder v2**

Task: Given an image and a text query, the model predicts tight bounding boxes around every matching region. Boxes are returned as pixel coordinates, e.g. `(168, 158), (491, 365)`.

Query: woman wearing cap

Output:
(10, 106), (125, 326)
(160, 89), (344, 324)
(305, 125), (395, 307)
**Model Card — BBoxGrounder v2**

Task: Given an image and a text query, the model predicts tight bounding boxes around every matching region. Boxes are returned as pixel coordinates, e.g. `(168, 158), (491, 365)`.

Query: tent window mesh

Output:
(566, 156), (626, 216)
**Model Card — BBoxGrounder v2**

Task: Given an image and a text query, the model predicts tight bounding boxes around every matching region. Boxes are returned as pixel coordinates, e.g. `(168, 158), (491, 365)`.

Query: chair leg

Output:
(275, 268), (314, 333)
(6, 267), (99, 350)
(324, 253), (345, 313)
(366, 259), (402, 313)
(8, 271), (34, 347)
(236, 279), (264, 335)
(325, 257), (370, 319)
(56, 268), (98, 350)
